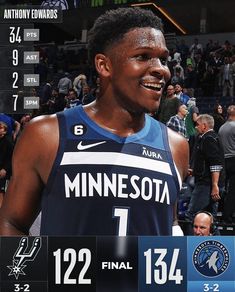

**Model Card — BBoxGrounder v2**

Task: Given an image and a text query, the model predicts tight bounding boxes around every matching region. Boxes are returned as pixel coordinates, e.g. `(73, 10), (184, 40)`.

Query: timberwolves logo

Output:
(193, 240), (229, 277)
(7, 237), (41, 280)
(41, 0), (69, 10)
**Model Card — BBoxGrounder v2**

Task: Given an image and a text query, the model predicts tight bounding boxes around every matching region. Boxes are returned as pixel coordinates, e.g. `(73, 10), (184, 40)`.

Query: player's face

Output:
(105, 27), (170, 113)
(193, 215), (211, 236)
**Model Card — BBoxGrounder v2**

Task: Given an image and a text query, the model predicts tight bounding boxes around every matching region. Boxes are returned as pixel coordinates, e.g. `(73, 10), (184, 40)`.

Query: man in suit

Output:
(220, 57), (235, 97)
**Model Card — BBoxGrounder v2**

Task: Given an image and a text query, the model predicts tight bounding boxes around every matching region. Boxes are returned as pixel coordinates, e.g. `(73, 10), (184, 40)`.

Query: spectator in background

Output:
(184, 64), (197, 96)
(185, 97), (199, 160)
(57, 72), (72, 98)
(172, 47), (182, 65)
(174, 83), (190, 105)
(40, 79), (53, 112)
(166, 103), (188, 139)
(177, 39), (189, 68)
(186, 53), (195, 69)
(193, 211), (214, 236)
(64, 89), (81, 109)
(171, 67), (184, 86)
(219, 56), (235, 99)
(209, 51), (223, 72)
(52, 88), (66, 113)
(73, 74), (87, 99)
(208, 51), (223, 92)
(158, 84), (180, 124)
(186, 114), (223, 220)
(45, 88), (57, 114)
(194, 53), (206, 89)
(205, 39), (214, 59)
(219, 105), (235, 223)
(212, 104), (225, 133)
(172, 59), (184, 80)
(82, 84), (96, 105)
(189, 38), (203, 59)
(0, 113), (20, 143)
(201, 64), (215, 96)
(0, 122), (13, 207)
(221, 40), (233, 59)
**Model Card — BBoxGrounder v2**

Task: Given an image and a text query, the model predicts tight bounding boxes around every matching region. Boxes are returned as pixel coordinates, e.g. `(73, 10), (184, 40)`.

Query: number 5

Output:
(113, 207), (129, 236)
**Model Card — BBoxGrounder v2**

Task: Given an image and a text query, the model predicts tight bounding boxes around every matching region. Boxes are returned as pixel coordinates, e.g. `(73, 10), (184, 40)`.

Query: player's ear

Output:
(95, 54), (111, 77)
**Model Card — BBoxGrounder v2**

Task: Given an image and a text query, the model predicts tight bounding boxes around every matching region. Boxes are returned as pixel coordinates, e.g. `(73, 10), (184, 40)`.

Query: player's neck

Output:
(84, 102), (145, 137)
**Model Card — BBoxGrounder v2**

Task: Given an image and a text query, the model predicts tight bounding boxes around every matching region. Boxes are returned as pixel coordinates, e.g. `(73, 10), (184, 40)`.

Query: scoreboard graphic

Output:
(0, 236), (235, 291)
(0, 6), (63, 114)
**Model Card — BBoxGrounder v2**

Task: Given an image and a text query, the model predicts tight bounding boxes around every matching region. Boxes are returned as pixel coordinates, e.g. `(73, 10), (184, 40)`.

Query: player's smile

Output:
(140, 77), (165, 94)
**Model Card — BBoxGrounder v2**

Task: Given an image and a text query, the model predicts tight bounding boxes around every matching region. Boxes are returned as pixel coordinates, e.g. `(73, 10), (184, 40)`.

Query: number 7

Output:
(13, 94), (18, 111)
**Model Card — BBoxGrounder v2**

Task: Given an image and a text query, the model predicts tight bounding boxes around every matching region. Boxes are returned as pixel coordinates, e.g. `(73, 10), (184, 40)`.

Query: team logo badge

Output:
(193, 240), (229, 277)
(7, 237), (42, 280)
(41, 0), (69, 10)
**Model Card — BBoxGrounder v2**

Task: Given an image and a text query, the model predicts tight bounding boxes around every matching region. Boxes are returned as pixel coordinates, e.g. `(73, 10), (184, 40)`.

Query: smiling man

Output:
(0, 7), (188, 236)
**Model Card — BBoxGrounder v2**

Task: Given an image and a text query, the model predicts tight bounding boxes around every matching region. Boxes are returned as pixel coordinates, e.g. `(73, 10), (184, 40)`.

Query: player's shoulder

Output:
(26, 113), (58, 133)
(18, 114), (59, 147)
(167, 126), (188, 159)
(167, 127), (187, 146)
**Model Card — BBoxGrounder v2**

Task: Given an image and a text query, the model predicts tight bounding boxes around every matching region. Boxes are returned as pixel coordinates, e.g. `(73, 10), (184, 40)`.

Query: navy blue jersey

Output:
(40, 106), (181, 236)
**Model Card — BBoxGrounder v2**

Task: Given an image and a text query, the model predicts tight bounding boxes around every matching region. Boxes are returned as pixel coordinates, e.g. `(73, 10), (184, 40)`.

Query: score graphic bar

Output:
(0, 237), (235, 291)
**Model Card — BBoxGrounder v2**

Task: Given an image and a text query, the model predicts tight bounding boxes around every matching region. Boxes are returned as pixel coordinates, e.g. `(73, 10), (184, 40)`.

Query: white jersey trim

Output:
(173, 162), (182, 189)
(61, 152), (173, 176)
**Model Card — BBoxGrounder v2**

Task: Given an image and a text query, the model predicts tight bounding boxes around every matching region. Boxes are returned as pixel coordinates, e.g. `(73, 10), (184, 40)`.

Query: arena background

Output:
(2, 0), (235, 44)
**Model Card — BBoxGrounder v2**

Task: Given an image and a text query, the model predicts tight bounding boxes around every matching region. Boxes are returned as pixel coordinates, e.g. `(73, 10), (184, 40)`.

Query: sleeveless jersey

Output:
(40, 106), (181, 236)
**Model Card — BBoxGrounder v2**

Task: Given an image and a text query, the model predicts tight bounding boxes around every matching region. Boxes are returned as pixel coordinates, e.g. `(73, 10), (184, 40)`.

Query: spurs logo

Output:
(7, 237), (41, 279)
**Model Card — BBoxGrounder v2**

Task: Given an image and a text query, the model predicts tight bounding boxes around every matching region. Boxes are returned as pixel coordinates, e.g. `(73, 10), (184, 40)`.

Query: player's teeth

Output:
(144, 83), (161, 88)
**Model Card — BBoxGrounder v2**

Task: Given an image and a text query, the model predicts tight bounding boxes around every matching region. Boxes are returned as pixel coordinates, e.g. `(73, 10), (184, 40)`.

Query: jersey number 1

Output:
(113, 207), (129, 236)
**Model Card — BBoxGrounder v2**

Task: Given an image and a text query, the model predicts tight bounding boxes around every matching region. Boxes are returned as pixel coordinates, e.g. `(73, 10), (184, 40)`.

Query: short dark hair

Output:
(88, 7), (163, 66)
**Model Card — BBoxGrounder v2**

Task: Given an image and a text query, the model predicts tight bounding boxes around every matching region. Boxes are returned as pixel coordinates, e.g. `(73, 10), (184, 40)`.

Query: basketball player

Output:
(0, 8), (188, 236)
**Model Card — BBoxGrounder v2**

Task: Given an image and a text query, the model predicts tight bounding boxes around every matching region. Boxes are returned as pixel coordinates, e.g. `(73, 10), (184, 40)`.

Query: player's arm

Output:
(168, 128), (189, 235)
(0, 115), (59, 235)
(168, 128), (189, 181)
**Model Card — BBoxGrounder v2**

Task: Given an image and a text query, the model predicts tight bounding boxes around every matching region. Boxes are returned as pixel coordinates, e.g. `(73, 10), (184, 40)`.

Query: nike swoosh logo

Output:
(77, 141), (106, 150)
